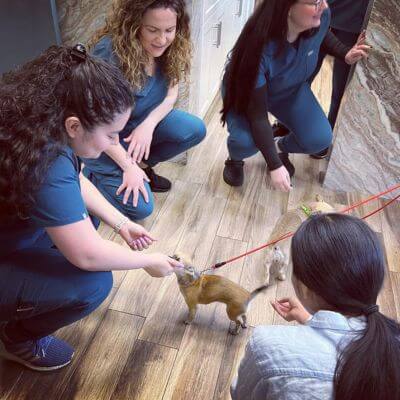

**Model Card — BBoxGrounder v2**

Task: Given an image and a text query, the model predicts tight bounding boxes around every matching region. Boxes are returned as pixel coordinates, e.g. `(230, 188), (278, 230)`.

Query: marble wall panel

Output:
(324, 0), (400, 199)
(56, 0), (111, 46)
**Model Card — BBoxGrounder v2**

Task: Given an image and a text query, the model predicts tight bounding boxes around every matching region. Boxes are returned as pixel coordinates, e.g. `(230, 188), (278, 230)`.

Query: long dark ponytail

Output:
(292, 213), (400, 400)
(0, 45), (133, 219)
(220, 0), (296, 124)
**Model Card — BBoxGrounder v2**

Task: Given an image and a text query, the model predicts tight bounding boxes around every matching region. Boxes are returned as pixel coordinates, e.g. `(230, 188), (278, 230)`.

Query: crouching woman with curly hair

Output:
(0, 45), (183, 371)
(83, 0), (207, 221)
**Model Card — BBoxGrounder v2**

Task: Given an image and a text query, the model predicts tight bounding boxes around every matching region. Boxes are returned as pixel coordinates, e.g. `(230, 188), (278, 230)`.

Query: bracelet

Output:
(113, 217), (129, 234)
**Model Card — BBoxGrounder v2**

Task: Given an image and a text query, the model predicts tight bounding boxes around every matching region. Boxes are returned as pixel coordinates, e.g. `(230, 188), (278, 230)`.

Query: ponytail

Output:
(292, 213), (400, 400)
(334, 310), (400, 400)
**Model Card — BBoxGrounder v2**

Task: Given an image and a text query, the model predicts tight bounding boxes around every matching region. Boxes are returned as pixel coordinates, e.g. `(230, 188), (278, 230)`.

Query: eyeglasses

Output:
(298, 0), (325, 10)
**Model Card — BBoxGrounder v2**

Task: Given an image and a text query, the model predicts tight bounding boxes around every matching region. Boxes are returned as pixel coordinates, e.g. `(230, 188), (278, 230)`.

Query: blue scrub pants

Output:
(227, 83), (333, 160)
(86, 109), (206, 221)
(0, 234), (112, 343)
(309, 28), (359, 127)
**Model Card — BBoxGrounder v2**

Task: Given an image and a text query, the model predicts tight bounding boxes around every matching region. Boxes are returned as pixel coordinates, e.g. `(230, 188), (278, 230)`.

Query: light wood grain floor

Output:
(1, 60), (399, 400)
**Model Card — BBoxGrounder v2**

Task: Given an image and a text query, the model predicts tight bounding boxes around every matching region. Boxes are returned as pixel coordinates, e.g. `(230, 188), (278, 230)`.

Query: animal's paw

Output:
(278, 273), (286, 281)
(229, 323), (241, 335)
(241, 323), (248, 329)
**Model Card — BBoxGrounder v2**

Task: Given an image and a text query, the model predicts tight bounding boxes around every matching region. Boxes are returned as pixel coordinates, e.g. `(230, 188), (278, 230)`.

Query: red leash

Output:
(202, 183), (400, 273)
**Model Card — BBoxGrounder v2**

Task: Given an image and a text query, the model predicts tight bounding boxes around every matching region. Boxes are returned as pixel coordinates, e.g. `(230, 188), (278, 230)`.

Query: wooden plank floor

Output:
(1, 60), (399, 400)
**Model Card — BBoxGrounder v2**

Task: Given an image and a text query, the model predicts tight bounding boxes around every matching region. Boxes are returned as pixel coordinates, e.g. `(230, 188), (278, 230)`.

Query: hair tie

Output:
(71, 43), (87, 62)
(364, 304), (379, 316)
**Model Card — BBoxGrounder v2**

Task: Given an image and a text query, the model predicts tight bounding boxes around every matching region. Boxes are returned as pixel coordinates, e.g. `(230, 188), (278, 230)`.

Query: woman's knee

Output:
(73, 271), (113, 311)
(162, 111), (206, 144)
(128, 197), (154, 221)
(190, 117), (207, 145)
(299, 125), (332, 153)
(96, 179), (154, 221)
(173, 114), (206, 146)
(227, 127), (258, 159)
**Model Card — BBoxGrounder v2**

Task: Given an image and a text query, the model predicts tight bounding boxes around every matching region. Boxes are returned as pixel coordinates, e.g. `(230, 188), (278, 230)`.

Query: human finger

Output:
(139, 183), (149, 204)
(144, 144), (150, 160)
(116, 182), (126, 196)
(132, 187), (139, 208)
(131, 144), (142, 163)
(169, 257), (184, 269)
(138, 237), (149, 249)
(122, 187), (132, 205)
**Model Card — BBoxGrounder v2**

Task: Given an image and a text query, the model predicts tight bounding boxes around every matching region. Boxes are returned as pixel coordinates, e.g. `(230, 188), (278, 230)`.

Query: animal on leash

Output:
(173, 253), (268, 335)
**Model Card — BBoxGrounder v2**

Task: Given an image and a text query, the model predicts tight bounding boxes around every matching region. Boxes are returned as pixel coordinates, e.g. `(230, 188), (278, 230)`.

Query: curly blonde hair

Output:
(91, 0), (192, 91)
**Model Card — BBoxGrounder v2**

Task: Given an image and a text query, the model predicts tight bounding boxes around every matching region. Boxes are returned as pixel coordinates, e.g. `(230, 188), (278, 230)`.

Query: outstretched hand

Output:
(270, 166), (292, 192)
(124, 121), (154, 163)
(271, 297), (312, 324)
(119, 221), (156, 251)
(116, 163), (150, 207)
(345, 31), (371, 65)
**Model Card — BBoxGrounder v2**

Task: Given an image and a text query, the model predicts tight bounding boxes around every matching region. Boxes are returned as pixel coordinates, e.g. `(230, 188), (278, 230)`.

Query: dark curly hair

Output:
(0, 45), (134, 218)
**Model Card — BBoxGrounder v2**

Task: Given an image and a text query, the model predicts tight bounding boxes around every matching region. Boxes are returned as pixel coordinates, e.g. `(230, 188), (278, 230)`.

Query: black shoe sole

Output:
(223, 169), (244, 187)
(310, 148), (329, 159)
(309, 153), (328, 160)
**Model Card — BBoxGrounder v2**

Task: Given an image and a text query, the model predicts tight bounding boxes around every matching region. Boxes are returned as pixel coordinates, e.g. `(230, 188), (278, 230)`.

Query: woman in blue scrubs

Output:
(0, 44), (183, 371)
(83, 0), (206, 221)
(221, 0), (370, 191)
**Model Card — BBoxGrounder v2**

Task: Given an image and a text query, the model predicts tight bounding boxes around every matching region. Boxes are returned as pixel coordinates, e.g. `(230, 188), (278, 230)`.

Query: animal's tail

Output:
(248, 285), (269, 303)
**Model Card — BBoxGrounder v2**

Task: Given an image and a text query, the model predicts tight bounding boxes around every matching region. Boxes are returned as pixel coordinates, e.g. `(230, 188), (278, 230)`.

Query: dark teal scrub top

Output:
(83, 36), (169, 176)
(0, 147), (88, 258)
(254, 9), (330, 102)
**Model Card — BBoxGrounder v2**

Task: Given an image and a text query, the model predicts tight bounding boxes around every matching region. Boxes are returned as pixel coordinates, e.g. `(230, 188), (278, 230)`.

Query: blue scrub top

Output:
(83, 36), (169, 176)
(328, 0), (370, 33)
(0, 147), (88, 258)
(254, 9), (330, 103)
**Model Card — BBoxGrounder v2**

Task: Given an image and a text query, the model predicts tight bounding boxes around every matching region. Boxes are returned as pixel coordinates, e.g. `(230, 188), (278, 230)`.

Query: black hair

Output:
(292, 213), (400, 400)
(220, 0), (298, 124)
(0, 45), (134, 218)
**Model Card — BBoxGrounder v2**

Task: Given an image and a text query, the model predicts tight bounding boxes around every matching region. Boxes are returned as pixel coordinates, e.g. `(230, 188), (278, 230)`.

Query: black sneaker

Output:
(272, 122), (290, 138)
(223, 159), (244, 187)
(310, 148), (329, 159)
(143, 167), (171, 192)
(278, 153), (295, 177)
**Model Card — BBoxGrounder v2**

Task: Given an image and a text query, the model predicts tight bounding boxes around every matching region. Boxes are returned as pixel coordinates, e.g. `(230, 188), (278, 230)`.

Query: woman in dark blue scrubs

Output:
(221, 0), (370, 191)
(0, 45), (183, 371)
(83, 0), (206, 222)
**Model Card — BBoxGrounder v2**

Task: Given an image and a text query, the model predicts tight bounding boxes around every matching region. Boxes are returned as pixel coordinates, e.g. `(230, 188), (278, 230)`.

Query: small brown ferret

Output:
(173, 253), (268, 335)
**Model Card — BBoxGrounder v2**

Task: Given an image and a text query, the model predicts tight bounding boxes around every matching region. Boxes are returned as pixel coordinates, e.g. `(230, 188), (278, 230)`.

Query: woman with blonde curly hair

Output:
(83, 0), (206, 221)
